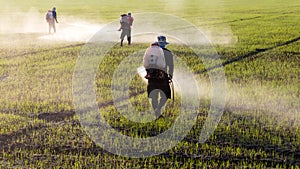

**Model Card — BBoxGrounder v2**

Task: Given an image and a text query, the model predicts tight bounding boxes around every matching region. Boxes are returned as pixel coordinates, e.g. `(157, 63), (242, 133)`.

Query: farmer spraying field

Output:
(143, 36), (174, 118)
(52, 7), (59, 24)
(127, 12), (134, 44)
(45, 7), (58, 34)
(118, 13), (133, 46)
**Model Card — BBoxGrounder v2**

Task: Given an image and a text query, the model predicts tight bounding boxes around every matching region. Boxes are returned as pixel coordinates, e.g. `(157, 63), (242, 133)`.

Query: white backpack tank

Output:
(120, 15), (128, 23)
(46, 11), (53, 20)
(143, 44), (166, 70)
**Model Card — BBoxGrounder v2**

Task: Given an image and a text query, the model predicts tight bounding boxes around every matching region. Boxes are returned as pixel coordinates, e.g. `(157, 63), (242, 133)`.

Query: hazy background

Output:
(0, 0), (299, 126)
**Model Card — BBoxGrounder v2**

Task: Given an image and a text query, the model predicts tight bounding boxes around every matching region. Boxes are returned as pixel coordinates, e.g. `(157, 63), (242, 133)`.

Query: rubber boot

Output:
(127, 37), (131, 45)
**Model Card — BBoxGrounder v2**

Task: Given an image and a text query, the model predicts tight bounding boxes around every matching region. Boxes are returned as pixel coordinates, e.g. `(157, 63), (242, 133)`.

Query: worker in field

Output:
(118, 14), (131, 46)
(127, 12), (134, 44)
(52, 7), (59, 24)
(45, 9), (55, 33)
(127, 12), (134, 26)
(143, 36), (174, 118)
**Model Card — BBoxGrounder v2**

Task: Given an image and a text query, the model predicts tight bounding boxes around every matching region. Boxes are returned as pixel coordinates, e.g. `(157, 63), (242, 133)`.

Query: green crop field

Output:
(0, 0), (299, 168)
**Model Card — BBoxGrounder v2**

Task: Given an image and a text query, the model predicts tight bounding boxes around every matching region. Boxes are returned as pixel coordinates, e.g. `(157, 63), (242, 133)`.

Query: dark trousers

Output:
(147, 77), (171, 116)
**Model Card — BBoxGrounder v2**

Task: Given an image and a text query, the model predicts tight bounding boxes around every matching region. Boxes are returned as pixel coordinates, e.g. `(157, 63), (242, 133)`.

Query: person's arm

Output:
(168, 53), (174, 78)
(164, 49), (174, 78)
(118, 22), (123, 31)
(54, 11), (58, 23)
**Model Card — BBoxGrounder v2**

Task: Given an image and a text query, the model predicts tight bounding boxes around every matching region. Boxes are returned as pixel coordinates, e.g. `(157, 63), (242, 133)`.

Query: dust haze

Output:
(138, 56), (298, 128)
(0, 7), (102, 43)
(1, 7), (297, 127)
(0, 7), (237, 45)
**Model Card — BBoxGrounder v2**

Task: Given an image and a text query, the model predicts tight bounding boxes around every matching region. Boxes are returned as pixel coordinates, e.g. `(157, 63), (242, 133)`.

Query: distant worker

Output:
(118, 14), (131, 46)
(46, 9), (55, 33)
(52, 7), (58, 24)
(143, 36), (174, 118)
(127, 12), (134, 44)
(127, 12), (134, 26)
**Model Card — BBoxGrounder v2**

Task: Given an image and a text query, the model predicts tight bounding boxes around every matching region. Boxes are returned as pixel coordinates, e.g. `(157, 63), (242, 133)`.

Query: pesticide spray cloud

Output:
(38, 21), (103, 42)
(1, 7), (293, 125)
(0, 7), (46, 34)
(0, 6), (236, 45)
(0, 7), (102, 42)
